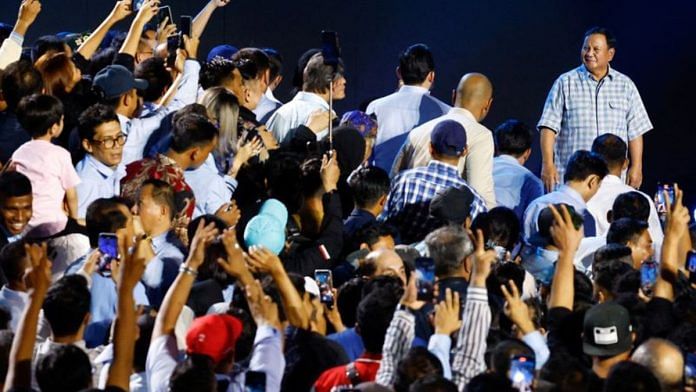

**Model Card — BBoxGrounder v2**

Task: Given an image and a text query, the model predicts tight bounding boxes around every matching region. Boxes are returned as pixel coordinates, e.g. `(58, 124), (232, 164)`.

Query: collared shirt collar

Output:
(0, 225), (23, 243)
(577, 64), (616, 81)
(559, 184), (586, 207)
(349, 208), (376, 219)
(293, 91), (329, 109)
(398, 85), (430, 95)
(496, 154), (523, 167)
(265, 88), (281, 104)
(427, 160), (460, 174)
(602, 174), (623, 185)
(449, 107), (478, 122)
(84, 154), (117, 179)
(151, 231), (169, 252)
(0, 286), (28, 302)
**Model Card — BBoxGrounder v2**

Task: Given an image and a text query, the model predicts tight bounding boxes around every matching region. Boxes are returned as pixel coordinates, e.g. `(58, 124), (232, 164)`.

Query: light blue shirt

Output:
(254, 88), (282, 124)
(493, 155), (544, 223)
(184, 154), (237, 218)
(266, 91), (330, 143)
(366, 85), (450, 171)
(141, 231), (185, 308)
(75, 155), (125, 219)
(119, 60), (201, 166)
(0, 286), (28, 332)
(523, 185), (588, 240)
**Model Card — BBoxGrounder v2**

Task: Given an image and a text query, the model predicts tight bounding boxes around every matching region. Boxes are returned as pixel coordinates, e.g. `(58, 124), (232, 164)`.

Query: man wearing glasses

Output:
(74, 104), (127, 220)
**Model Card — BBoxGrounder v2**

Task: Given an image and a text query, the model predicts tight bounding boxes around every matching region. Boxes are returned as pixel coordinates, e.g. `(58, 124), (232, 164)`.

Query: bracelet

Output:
(179, 265), (198, 277)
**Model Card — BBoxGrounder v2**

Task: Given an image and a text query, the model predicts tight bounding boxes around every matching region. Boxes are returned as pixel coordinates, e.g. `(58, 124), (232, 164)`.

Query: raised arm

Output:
(0, 0), (41, 70)
(654, 184), (690, 301)
(548, 205), (583, 311)
(4, 243), (52, 392)
(192, 0), (231, 38)
(119, 0), (159, 57)
(78, 1), (132, 59)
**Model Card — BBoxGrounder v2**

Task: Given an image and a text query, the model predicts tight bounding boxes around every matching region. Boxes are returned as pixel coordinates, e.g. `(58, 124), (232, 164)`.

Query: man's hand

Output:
(108, 0), (133, 24)
(215, 202), (241, 228)
(217, 228), (248, 278)
(79, 250), (102, 277)
(257, 127), (279, 151)
(548, 204), (583, 254)
(23, 243), (52, 295)
(116, 233), (148, 291)
(400, 271), (418, 308)
(134, 0), (159, 24)
(182, 34), (200, 60)
(304, 110), (336, 134)
(664, 184), (690, 241)
(228, 137), (263, 177)
(541, 162), (559, 193)
(245, 279), (281, 330)
(320, 151), (340, 193)
(184, 219), (219, 270)
(627, 164), (643, 189)
(324, 288), (345, 332)
(470, 229), (497, 287)
(433, 288), (461, 336)
(155, 16), (177, 45)
(211, 0), (231, 7)
(500, 280), (535, 335)
(245, 246), (284, 276)
(14, 0), (42, 36)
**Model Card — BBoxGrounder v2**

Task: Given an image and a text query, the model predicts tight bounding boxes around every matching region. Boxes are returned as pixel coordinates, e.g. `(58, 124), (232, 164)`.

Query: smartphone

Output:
(153, 6), (173, 28)
(97, 233), (119, 277)
(314, 269), (334, 306)
(655, 183), (675, 216)
(640, 261), (658, 295)
(244, 370), (266, 392)
(178, 15), (192, 50)
(685, 353), (696, 389)
(321, 31), (341, 69)
(415, 257), (435, 302)
(686, 251), (696, 285)
(509, 354), (535, 391)
(133, 0), (146, 12)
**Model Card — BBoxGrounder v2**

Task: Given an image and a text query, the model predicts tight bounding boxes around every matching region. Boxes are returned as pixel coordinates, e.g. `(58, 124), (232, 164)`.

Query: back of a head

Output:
(593, 258), (634, 295)
(348, 165), (390, 208)
(299, 156), (324, 197)
(170, 355), (216, 392)
(140, 179), (177, 220)
(199, 58), (237, 90)
(352, 222), (397, 250)
(393, 347), (443, 392)
(85, 197), (129, 248)
(465, 372), (516, 392)
(398, 44), (434, 85)
(409, 375), (457, 392)
(536, 203), (583, 244)
(494, 119), (533, 157)
(34, 53), (77, 97)
(563, 150), (609, 183)
(266, 152), (303, 214)
(0, 171), (32, 203)
(36, 344), (92, 392)
(78, 104), (119, 142)
(262, 47), (283, 81)
(43, 275), (90, 338)
(1, 60), (44, 112)
(607, 218), (649, 245)
(425, 225), (473, 277)
(539, 352), (589, 392)
(594, 243), (633, 266)
(135, 57), (173, 102)
(16, 93), (64, 138)
(32, 35), (67, 61)
(356, 288), (399, 354)
(603, 361), (660, 392)
(490, 339), (535, 377)
(612, 191), (651, 222)
(232, 47), (270, 79)
(591, 133), (627, 172)
(631, 338), (684, 392)
(170, 113), (219, 153)
(0, 240), (27, 285)
(302, 52), (343, 94)
(470, 207), (520, 250)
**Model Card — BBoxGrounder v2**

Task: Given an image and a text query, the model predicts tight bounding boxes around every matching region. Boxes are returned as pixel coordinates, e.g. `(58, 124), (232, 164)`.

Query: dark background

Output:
(2, 0), (695, 212)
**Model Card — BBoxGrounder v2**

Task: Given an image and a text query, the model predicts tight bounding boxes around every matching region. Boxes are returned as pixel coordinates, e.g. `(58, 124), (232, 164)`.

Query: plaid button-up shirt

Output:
(538, 65), (653, 181)
(383, 160), (487, 243)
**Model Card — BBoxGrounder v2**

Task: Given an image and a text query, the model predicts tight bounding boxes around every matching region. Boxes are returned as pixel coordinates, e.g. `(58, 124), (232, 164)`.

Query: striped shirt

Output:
(452, 286), (491, 389)
(375, 308), (415, 387)
(538, 65), (652, 180)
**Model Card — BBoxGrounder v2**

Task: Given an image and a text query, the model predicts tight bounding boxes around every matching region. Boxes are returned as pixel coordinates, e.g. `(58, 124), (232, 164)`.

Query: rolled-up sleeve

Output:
(0, 33), (23, 70)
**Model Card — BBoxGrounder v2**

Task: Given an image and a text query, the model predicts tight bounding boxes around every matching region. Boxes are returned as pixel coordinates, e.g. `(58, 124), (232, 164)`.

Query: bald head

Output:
(365, 248), (406, 284)
(631, 338), (684, 391)
(455, 73), (493, 121)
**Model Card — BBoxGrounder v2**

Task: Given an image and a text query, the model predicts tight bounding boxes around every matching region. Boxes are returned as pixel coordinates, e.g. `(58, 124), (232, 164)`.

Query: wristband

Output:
(179, 265), (198, 277)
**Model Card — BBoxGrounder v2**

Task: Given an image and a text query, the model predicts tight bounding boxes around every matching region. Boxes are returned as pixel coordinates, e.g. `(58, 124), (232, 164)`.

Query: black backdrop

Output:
(2, 0), (695, 210)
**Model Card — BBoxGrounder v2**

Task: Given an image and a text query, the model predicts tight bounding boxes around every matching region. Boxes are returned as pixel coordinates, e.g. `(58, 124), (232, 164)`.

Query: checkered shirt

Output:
(383, 160), (487, 243)
(538, 65), (653, 180)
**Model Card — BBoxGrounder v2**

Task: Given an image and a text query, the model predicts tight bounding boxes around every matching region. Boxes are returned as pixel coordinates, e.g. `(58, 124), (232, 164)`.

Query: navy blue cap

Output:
(430, 119), (467, 156)
(206, 44), (239, 63)
(93, 65), (148, 100)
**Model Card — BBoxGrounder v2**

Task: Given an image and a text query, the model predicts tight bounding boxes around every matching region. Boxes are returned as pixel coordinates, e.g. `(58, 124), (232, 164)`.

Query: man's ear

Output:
(395, 66), (401, 81)
(359, 243), (369, 250)
(427, 71), (435, 84)
(608, 47), (616, 62)
(81, 139), (94, 154)
(522, 148), (532, 163)
(622, 158), (629, 171)
(378, 194), (387, 208)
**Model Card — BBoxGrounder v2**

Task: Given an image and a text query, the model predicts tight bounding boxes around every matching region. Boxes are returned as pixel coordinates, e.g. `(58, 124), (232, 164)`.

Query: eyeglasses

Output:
(92, 134), (127, 149)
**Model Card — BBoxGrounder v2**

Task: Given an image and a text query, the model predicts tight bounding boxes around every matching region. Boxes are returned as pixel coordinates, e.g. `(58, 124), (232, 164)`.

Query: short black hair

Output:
(299, 156), (324, 197)
(291, 48), (320, 92)
(135, 57), (173, 102)
(487, 262), (525, 301)
(537, 203), (583, 243)
(36, 344), (92, 392)
(170, 113), (219, 153)
(593, 258), (634, 294)
(564, 150), (608, 183)
(593, 243), (633, 266)
(170, 355), (216, 392)
(0, 240), (27, 284)
(410, 375), (458, 392)
(266, 152), (303, 214)
(140, 179), (177, 220)
(43, 275), (91, 337)
(352, 222), (397, 249)
(0, 171), (32, 202)
(0, 330), (13, 383)
(465, 373), (516, 392)
(32, 35), (67, 61)
(199, 58), (237, 90)
(584, 26), (617, 49)
(539, 352), (589, 391)
(494, 119), (533, 157)
(0, 60), (44, 112)
(490, 339), (535, 377)
(347, 165), (390, 208)
(393, 347), (443, 392)
(78, 104), (119, 142)
(591, 133), (627, 170)
(262, 47), (283, 81)
(356, 288), (398, 353)
(16, 94), (64, 138)
(607, 218), (649, 245)
(336, 277), (365, 328)
(232, 48), (270, 79)
(470, 207), (521, 250)
(399, 44), (435, 85)
(612, 191), (651, 222)
(85, 197), (129, 248)
(604, 361), (660, 392)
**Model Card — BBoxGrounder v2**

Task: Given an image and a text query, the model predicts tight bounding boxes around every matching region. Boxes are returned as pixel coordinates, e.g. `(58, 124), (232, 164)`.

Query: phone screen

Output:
(153, 6), (173, 28)
(133, 0), (146, 12)
(321, 31), (340, 68)
(415, 257), (435, 301)
(655, 183), (675, 216)
(178, 16), (192, 49)
(98, 233), (118, 277)
(640, 261), (657, 294)
(314, 269), (334, 305)
(244, 370), (266, 392)
(686, 251), (696, 284)
(685, 353), (696, 388)
(509, 354), (535, 391)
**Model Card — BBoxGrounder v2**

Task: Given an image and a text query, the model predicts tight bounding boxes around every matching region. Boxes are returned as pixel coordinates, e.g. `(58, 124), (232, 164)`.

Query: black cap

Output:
(582, 302), (632, 357)
(429, 186), (475, 225)
(93, 65), (148, 100)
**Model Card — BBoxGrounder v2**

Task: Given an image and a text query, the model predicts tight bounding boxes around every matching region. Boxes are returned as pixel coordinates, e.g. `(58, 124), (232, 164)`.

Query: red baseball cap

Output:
(185, 314), (243, 364)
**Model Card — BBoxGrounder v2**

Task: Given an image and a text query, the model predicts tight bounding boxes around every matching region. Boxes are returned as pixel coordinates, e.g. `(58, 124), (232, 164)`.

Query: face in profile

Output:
(331, 74), (347, 100)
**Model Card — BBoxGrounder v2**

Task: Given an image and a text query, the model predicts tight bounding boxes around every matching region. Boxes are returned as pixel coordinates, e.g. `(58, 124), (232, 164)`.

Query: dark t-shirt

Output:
(282, 327), (350, 392)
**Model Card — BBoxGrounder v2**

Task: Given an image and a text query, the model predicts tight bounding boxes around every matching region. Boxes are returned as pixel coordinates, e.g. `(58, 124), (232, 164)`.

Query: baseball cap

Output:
(93, 64), (148, 100)
(244, 214), (286, 255)
(185, 314), (243, 364)
(206, 44), (239, 63)
(582, 302), (632, 357)
(429, 186), (475, 225)
(258, 198), (289, 226)
(304, 276), (320, 297)
(430, 119), (467, 156)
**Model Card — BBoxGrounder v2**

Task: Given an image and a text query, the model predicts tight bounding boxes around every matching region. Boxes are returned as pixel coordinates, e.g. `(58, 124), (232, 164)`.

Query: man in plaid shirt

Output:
(382, 119), (486, 244)
(538, 27), (653, 192)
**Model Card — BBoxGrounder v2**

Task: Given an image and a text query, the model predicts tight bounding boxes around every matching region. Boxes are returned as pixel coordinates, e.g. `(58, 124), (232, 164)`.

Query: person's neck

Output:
(588, 66), (609, 81)
(608, 167), (622, 177)
(457, 103), (483, 122)
(592, 352), (629, 378)
(52, 332), (83, 345)
(308, 90), (330, 103)
(360, 204), (382, 218)
(115, 105), (132, 119)
(503, 153), (526, 165)
(164, 150), (190, 170)
(7, 282), (27, 293)
(566, 181), (591, 202)
(404, 81), (431, 91)
(434, 157), (460, 167)
(33, 134), (53, 142)
(147, 224), (171, 239)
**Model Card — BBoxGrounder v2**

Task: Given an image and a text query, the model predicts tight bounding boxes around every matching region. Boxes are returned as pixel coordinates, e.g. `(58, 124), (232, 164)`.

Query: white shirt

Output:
(0, 33), (23, 70)
(266, 91), (330, 143)
(0, 286), (28, 332)
(393, 107), (496, 207)
(586, 174), (664, 245)
(523, 185), (589, 240)
(254, 88), (283, 124)
(575, 234), (607, 273)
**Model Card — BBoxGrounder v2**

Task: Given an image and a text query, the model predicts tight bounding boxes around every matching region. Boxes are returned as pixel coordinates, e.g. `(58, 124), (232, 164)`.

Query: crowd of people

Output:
(0, 0), (694, 391)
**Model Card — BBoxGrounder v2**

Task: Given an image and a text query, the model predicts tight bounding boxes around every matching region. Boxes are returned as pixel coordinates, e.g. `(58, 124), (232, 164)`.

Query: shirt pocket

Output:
(564, 94), (592, 134)
(608, 100), (629, 132)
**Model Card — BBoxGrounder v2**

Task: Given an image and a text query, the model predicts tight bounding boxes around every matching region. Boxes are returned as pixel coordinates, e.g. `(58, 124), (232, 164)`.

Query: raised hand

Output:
(182, 34), (200, 60)
(470, 229), (497, 287)
(109, 0), (133, 23)
(245, 246), (284, 276)
(324, 288), (345, 332)
(116, 232), (149, 291)
(23, 243), (52, 294)
(156, 16), (177, 45)
(433, 288), (461, 336)
(548, 204), (583, 253)
(212, 0), (231, 7)
(320, 151), (340, 193)
(304, 109), (336, 134)
(217, 228), (248, 278)
(245, 279), (281, 329)
(215, 201), (241, 228)
(135, 0), (159, 23)
(664, 184), (690, 241)
(229, 137), (263, 177)
(400, 271), (418, 308)
(16, 0), (42, 34)
(185, 219), (219, 269)
(500, 280), (535, 335)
